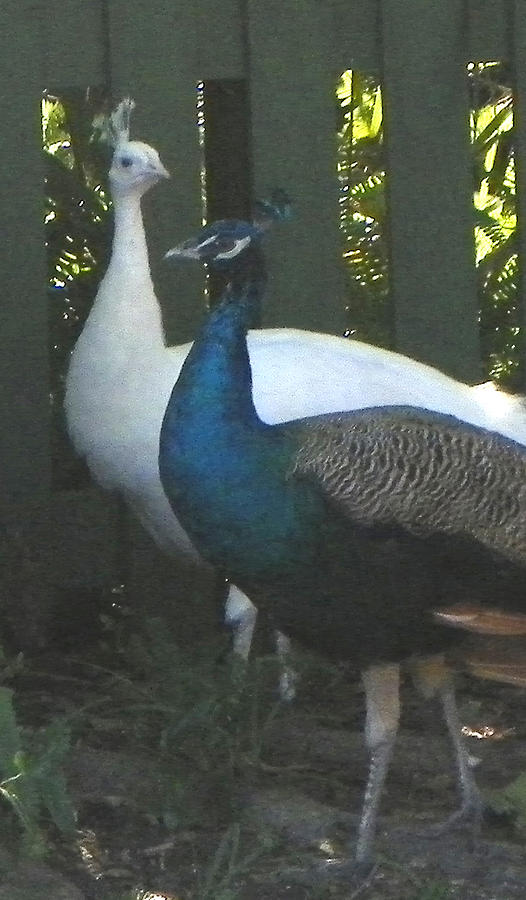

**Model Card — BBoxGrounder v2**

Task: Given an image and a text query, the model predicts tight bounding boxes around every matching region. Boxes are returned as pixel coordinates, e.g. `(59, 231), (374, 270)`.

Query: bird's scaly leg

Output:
(224, 584), (257, 660)
(438, 682), (483, 836)
(274, 630), (297, 701)
(356, 662), (400, 868)
(413, 656), (483, 837)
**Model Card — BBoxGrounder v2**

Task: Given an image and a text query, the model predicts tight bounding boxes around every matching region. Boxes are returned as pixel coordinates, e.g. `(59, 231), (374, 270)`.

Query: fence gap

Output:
(337, 69), (392, 349)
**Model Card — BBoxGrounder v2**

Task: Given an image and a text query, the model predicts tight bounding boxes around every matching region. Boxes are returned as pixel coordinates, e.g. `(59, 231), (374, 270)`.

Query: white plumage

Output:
(65, 100), (526, 676)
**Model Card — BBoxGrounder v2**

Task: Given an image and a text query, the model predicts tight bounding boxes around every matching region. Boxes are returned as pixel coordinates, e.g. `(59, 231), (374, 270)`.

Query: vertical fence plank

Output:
(0, 2), (114, 636)
(382, 0), (480, 380)
(467, 0), (508, 62)
(512, 1), (526, 384)
(332, 0), (381, 73)
(43, 0), (106, 88)
(0, 1), (50, 509)
(248, 0), (346, 334)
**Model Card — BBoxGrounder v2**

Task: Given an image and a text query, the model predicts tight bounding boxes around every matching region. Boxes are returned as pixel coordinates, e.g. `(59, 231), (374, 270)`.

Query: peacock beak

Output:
(164, 241), (200, 261)
(149, 161), (170, 181)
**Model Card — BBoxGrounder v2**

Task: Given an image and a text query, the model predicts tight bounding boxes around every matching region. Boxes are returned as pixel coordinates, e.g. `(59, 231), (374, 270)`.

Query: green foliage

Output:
(0, 687), (75, 856)
(43, 89), (111, 488)
(410, 884), (455, 900)
(486, 771), (526, 831)
(195, 822), (276, 900)
(469, 65), (521, 387)
(88, 616), (286, 832)
(337, 71), (391, 348)
(337, 62), (522, 388)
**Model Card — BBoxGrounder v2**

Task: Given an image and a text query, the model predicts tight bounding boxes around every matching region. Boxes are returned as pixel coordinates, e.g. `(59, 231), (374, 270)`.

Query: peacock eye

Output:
(120, 157), (133, 168)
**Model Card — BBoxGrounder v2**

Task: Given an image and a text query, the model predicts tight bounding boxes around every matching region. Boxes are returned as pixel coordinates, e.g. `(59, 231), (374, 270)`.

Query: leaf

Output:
(487, 772), (526, 829)
(369, 87), (383, 140)
(0, 688), (22, 778)
(472, 99), (513, 156)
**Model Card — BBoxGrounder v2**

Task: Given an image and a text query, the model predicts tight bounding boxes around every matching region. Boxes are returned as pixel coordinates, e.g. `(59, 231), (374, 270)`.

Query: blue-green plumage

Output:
(160, 275), (325, 583)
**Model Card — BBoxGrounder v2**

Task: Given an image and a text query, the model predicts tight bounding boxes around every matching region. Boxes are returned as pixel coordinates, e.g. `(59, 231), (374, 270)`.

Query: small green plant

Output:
(195, 822), (276, 900)
(80, 616), (287, 832)
(486, 771), (526, 831)
(0, 687), (76, 856)
(410, 885), (455, 900)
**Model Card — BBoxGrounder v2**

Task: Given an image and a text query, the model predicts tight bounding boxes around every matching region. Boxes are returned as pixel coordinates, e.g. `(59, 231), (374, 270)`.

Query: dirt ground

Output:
(1, 637), (526, 900)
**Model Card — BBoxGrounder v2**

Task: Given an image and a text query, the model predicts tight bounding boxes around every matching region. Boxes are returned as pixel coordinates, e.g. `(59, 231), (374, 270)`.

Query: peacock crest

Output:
(92, 97), (136, 148)
(253, 188), (292, 230)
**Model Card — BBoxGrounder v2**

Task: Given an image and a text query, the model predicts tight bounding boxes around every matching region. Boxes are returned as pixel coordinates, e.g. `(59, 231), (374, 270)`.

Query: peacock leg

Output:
(277, 663), (400, 886)
(224, 584), (257, 660)
(436, 682), (484, 836)
(224, 586), (296, 699)
(413, 656), (483, 836)
(274, 630), (297, 701)
(355, 663), (400, 868)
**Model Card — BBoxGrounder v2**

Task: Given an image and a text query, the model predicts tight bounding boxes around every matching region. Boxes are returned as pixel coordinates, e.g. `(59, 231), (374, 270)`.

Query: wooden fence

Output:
(1, 0), (525, 625)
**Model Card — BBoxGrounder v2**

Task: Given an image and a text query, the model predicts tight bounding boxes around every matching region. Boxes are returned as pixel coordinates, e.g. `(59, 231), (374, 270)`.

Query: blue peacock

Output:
(159, 217), (526, 875)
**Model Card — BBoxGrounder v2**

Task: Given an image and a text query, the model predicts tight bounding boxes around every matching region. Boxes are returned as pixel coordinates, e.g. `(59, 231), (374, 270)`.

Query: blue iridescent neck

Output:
(163, 242), (266, 430)
(214, 239), (266, 329)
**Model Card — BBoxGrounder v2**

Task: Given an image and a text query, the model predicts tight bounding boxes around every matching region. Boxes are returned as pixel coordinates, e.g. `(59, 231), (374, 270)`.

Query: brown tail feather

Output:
(465, 659), (526, 687)
(434, 604), (526, 636)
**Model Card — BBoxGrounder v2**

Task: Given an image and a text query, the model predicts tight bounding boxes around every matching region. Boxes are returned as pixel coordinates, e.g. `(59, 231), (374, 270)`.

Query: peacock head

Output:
(165, 220), (262, 272)
(109, 140), (170, 196)
(94, 98), (170, 196)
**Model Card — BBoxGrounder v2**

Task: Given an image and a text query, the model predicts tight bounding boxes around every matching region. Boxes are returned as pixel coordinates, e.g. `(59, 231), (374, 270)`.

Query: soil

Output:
(2, 644), (526, 900)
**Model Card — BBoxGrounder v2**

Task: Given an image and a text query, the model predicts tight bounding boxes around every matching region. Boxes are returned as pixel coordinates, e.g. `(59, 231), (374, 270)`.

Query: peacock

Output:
(66, 99), (526, 695)
(159, 217), (526, 875)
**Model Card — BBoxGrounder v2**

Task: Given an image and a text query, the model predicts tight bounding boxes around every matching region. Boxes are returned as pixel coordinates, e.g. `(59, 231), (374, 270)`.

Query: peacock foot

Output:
(427, 792), (485, 846)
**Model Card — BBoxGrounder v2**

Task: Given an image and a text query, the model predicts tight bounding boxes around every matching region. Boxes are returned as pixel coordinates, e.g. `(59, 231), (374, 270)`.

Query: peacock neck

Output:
(163, 250), (264, 446)
(224, 243), (266, 330)
(170, 279), (261, 429)
(86, 188), (165, 351)
(109, 190), (150, 274)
